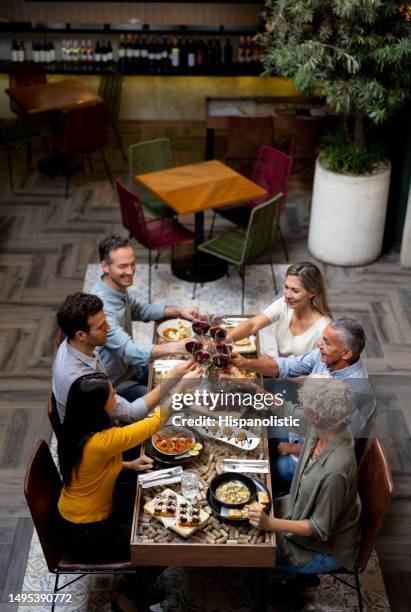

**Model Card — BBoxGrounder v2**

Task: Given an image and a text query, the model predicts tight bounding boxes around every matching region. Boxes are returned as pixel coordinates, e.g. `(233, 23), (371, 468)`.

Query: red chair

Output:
(209, 145), (293, 261)
(53, 103), (112, 198)
(225, 116), (274, 178)
(116, 180), (194, 302)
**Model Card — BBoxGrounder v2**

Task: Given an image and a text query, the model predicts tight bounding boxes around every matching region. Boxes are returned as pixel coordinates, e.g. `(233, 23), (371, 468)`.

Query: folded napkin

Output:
(138, 465), (183, 488)
(220, 459), (269, 474)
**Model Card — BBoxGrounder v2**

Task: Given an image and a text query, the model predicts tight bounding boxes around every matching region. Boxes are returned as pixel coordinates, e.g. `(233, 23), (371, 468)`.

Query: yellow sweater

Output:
(58, 410), (161, 523)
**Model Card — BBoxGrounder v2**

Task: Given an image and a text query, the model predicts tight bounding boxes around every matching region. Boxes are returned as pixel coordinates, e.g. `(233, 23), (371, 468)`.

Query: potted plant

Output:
(258, 0), (411, 265)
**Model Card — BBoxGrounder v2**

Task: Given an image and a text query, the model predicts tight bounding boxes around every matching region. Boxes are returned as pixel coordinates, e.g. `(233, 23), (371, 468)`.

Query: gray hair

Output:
(330, 317), (365, 359)
(298, 378), (353, 428)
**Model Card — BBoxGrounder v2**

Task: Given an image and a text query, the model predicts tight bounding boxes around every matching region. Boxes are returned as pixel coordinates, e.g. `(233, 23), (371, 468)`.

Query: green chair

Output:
(98, 71), (126, 162)
(0, 123), (48, 190)
(129, 138), (176, 218)
(197, 194), (282, 313)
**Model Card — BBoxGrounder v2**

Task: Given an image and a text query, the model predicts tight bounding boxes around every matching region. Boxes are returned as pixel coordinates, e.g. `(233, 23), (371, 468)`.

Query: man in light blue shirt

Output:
(231, 317), (376, 489)
(92, 236), (199, 402)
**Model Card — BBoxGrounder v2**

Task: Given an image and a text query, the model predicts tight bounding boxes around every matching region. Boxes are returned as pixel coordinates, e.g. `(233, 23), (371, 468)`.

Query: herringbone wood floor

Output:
(0, 122), (410, 610)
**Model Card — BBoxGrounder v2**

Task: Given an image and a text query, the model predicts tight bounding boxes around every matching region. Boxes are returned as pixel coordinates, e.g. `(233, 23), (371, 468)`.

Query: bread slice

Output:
(257, 491), (269, 505)
(153, 492), (177, 517)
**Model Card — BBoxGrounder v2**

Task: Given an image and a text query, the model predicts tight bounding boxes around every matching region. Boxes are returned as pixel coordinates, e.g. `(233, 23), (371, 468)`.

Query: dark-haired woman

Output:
(57, 363), (199, 563)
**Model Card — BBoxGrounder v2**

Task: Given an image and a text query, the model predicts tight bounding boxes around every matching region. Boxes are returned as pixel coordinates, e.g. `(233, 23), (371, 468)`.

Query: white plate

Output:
(196, 425), (260, 451)
(157, 318), (192, 342)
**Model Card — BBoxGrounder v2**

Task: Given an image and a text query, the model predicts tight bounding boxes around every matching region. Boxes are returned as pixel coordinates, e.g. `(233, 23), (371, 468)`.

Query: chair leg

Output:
(192, 279), (198, 300)
(278, 219), (289, 262)
(208, 211), (217, 240)
(26, 141), (32, 167)
(268, 251), (277, 293)
(100, 148), (114, 187)
(86, 153), (93, 173)
(241, 265), (246, 315)
(154, 250), (162, 269)
(6, 147), (14, 191)
(113, 122), (127, 162)
(355, 572), (363, 612)
(51, 573), (59, 612)
(148, 249), (152, 303)
(64, 156), (70, 199)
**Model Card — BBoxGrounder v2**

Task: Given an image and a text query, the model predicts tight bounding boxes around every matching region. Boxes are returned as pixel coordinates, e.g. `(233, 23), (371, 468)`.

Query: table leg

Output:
(251, 568), (268, 612)
(138, 566), (150, 612)
(171, 211), (227, 283)
(206, 128), (215, 160)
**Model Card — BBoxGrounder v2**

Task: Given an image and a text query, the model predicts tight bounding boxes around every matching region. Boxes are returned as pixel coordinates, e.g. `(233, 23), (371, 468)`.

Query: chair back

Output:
(24, 440), (63, 572)
(226, 116), (274, 177)
(98, 71), (123, 123)
(355, 439), (393, 571)
(54, 103), (108, 155)
(129, 138), (173, 206)
(48, 391), (63, 441)
(116, 180), (151, 247)
(241, 194), (282, 264)
(287, 115), (335, 162)
(249, 145), (293, 214)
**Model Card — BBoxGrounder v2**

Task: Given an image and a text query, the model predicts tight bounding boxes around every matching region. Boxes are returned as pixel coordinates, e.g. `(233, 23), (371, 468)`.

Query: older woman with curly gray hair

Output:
(248, 378), (362, 575)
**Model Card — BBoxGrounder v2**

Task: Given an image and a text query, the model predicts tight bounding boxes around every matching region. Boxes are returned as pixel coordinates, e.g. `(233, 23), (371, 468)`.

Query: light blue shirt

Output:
(276, 348), (376, 438)
(91, 277), (165, 388)
(52, 339), (148, 423)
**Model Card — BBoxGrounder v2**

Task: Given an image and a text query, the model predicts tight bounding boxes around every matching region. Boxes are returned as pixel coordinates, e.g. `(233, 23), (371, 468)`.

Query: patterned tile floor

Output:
(18, 264), (391, 611)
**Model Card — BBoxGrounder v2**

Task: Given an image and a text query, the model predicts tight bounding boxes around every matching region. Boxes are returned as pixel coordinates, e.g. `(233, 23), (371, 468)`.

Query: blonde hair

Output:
(286, 261), (332, 318)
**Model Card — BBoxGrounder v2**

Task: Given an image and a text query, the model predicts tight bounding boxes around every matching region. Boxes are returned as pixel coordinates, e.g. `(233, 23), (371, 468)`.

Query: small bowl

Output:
(209, 472), (256, 508)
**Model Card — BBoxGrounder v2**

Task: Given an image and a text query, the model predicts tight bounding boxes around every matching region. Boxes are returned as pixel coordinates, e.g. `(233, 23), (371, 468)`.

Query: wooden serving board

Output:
(144, 488), (210, 538)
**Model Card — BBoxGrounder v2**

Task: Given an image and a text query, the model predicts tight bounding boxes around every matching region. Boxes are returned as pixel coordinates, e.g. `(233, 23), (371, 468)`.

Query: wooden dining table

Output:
(130, 317), (276, 611)
(5, 79), (102, 116)
(5, 79), (103, 175)
(135, 159), (267, 283)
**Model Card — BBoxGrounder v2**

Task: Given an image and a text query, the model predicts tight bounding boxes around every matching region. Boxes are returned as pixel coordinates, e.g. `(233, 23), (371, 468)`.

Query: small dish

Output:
(209, 472), (256, 509)
(157, 318), (192, 342)
(152, 426), (195, 456)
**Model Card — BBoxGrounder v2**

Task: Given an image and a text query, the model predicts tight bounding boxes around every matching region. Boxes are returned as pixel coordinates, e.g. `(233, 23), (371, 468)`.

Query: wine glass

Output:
(181, 469), (199, 499)
(185, 339), (203, 355)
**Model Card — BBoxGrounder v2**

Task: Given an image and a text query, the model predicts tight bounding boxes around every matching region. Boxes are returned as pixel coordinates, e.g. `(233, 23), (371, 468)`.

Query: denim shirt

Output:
(276, 348), (376, 438)
(91, 277), (165, 387)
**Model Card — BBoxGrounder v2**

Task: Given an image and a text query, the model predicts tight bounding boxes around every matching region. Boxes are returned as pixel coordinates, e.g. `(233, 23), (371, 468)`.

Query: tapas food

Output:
(152, 426), (194, 456)
(178, 501), (201, 527)
(216, 481), (250, 505)
(207, 476), (271, 522)
(157, 319), (192, 342)
(153, 492), (177, 517)
(198, 423), (260, 451)
(210, 472), (256, 508)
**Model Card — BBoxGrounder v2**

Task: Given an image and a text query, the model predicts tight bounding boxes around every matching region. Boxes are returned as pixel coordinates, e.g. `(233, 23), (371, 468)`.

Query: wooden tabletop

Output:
(130, 316), (276, 568)
(135, 160), (267, 215)
(5, 79), (102, 115)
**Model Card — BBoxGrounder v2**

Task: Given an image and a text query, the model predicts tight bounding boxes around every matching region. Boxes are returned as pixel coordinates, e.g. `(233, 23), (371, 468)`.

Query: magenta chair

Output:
(116, 180), (194, 302)
(53, 103), (112, 198)
(209, 145), (293, 261)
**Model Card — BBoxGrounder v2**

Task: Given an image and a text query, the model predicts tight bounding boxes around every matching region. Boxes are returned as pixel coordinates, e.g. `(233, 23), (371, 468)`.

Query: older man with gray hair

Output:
(232, 316), (376, 438)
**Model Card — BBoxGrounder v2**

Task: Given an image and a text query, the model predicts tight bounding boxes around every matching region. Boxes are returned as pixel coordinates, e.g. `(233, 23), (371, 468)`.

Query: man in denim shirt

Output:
(231, 317), (376, 488)
(92, 236), (199, 402)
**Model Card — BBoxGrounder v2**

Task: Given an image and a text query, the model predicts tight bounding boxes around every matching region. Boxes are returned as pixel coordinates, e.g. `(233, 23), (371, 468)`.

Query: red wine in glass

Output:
(192, 320), (210, 336)
(185, 340), (203, 354)
(213, 352), (230, 369)
(210, 326), (227, 340)
(215, 342), (231, 355)
(194, 350), (210, 365)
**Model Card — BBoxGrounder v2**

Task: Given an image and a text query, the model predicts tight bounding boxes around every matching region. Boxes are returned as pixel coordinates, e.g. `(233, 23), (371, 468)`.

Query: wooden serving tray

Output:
(144, 488), (210, 538)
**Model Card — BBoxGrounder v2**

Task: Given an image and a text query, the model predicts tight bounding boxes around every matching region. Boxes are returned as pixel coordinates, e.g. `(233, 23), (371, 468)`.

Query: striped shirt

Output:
(276, 348), (376, 438)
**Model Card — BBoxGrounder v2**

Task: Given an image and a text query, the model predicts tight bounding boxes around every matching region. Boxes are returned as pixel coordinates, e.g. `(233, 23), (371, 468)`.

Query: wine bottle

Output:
(223, 37), (233, 67)
(11, 38), (19, 62)
(187, 38), (196, 70)
(171, 38), (180, 72)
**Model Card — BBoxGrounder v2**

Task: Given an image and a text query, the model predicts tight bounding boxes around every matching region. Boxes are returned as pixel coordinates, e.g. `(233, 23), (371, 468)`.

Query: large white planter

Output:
(308, 160), (391, 266)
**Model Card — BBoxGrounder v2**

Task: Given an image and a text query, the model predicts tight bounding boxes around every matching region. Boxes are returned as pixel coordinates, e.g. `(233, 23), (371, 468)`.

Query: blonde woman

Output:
(230, 261), (332, 358)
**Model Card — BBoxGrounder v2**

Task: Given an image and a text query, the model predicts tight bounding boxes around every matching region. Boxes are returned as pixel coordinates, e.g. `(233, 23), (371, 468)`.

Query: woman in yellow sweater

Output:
(57, 362), (199, 564)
